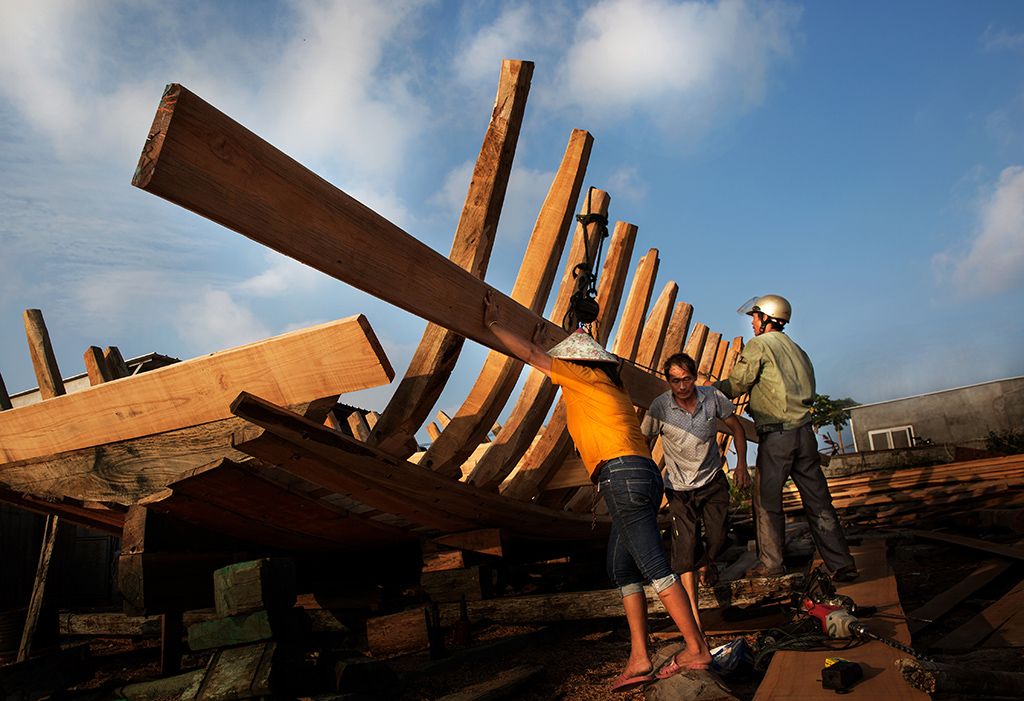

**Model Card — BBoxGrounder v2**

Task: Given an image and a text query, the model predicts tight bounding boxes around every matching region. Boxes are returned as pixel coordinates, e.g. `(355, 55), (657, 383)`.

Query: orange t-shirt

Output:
(549, 358), (651, 477)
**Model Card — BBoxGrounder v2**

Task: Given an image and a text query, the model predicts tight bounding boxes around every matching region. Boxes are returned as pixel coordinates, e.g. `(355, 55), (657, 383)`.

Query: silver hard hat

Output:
(737, 294), (792, 323)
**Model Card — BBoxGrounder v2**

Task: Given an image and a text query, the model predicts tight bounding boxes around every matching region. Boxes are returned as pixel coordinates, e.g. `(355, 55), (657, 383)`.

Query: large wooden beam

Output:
(0, 316), (392, 464)
(131, 83), (667, 409)
(368, 60), (534, 458)
(420, 129), (592, 477)
(0, 399), (332, 505)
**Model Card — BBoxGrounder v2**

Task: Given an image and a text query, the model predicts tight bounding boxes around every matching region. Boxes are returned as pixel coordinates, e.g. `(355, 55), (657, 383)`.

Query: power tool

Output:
(800, 566), (939, 663)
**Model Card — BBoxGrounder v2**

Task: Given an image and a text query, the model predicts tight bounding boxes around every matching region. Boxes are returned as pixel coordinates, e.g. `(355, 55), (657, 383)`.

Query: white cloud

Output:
(175, 287), (270, 353)
(935, 166), (1024, 297)
(454, 5), (541, 85)
(548, 0), (801, 134)
(981, 23), (1024, 52)
(605, 166), (648, 203)
(430, 159), (556, 249)
(236, 253), (326, 297)
(268, 0), (431, 185)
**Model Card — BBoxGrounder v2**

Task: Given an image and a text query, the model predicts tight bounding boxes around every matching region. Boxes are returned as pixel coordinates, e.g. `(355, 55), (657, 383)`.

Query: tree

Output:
(812, 394), (859, 454)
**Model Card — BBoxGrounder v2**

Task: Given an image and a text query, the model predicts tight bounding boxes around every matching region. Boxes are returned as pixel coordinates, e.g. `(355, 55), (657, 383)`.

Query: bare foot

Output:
(655, 647), (714, 679)
(620, 657), (654, 679)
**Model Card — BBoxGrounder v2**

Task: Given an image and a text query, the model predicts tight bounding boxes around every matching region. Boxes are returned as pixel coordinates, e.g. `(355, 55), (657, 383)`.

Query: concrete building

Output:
(847, 376), (1024, 452)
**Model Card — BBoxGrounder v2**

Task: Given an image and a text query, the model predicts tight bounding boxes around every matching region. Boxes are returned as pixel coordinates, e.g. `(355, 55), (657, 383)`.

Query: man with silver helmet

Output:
(712, 295), (858, 582)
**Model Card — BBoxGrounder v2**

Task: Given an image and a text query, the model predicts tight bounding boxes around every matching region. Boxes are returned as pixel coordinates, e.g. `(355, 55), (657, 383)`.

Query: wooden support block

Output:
(366, 607), (431, 659)
(0, 643), (92, 701)
(213, 558), (297, 618)
(316, 646), (400, 695)
(59, 610), (216, 638)
(423, 550), (468, 572)
(187, 608), (311, 651)
(195, 640), (313, 700)
(421, 565), (495, 602)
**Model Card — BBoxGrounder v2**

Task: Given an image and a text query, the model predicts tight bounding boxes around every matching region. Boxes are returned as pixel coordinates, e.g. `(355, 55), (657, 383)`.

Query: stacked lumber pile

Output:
(782, 454), (1024, 526)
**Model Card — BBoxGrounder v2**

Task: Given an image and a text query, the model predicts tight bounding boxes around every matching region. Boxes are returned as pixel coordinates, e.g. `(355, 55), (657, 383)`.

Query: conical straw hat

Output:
(548, 329), (618, 364)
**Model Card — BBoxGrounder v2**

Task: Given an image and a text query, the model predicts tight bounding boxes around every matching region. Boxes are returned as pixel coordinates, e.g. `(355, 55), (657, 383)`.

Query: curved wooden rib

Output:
(463, 190), (612, 490)
(683, 322), (709, 365)
(635, 281), (677, 377)
(612, 249), (660, 361)
(501, 234), (650, 502)
(655, 301), (693, 372)
(419, 129), (593, 478)
(697, 331), (723, 383)
(367, 60), (534, 457)
(231, 392), (612, 540)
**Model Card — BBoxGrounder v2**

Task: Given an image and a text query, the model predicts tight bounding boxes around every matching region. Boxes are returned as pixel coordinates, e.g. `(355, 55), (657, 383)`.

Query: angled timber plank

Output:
(420, 129), (592, 477)
(145, 459), (416, 551)
(464, 190), (614, 490)
(230, 392), (612, 540)
(367, 60), (534, 458)
(132, 83), (671, 414)
(0, 316), (391, 464)
(0, 485), (124, 536)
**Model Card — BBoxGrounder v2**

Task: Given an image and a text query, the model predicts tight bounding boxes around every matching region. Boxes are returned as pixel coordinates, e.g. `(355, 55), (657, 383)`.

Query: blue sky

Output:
(1, 0), (1022, 448)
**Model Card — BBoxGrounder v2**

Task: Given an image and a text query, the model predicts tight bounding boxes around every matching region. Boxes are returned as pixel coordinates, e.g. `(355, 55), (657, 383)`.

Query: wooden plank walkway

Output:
(753, 540), (928, 700)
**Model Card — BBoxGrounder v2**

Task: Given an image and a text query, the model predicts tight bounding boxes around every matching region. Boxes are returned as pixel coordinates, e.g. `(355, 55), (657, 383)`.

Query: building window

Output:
(868, 426), (914, 451)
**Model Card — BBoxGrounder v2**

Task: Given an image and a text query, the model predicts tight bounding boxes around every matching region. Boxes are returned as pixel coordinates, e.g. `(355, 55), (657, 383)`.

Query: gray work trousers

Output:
(754, 423), (854, 573)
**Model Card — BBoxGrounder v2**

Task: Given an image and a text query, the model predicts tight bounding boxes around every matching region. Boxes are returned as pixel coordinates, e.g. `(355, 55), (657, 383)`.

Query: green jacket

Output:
(712, 331), (815, 431)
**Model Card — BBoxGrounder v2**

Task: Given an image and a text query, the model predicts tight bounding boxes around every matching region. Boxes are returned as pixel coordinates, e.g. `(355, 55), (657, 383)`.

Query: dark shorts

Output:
(665, 470), (730, 573)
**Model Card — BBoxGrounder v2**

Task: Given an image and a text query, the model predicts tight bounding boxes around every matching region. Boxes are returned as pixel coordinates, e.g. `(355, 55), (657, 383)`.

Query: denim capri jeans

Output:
(598, 455), (679, 598)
